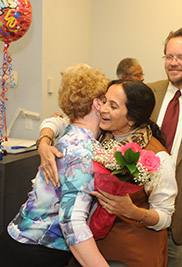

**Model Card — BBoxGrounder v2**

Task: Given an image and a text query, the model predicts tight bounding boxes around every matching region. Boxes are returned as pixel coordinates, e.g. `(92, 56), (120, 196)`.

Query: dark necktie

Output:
(161, 90), (181, 153)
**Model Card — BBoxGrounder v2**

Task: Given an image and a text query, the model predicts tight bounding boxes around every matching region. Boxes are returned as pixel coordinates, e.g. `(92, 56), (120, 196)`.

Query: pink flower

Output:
(139, 150), (160, 173)
(114, 142), (141, 156)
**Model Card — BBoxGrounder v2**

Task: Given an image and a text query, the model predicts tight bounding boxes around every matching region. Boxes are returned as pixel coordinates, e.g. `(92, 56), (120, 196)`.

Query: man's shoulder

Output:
(147, 79), (169, 92)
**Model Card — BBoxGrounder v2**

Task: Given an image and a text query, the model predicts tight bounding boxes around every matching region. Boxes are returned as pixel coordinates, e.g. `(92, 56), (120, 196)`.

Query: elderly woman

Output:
(37, 79), (177, 267)
(0, 64), (111, 267)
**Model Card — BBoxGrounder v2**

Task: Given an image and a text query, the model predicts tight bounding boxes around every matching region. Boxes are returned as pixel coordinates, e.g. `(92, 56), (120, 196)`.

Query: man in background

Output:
(148, 27), (182, 267)
(116, 57), (144, 81)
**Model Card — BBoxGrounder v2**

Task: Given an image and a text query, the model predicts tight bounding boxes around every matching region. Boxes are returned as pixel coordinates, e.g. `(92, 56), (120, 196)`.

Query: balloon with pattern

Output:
(0, 0), (32, 157)
(0, 0), (32, 43)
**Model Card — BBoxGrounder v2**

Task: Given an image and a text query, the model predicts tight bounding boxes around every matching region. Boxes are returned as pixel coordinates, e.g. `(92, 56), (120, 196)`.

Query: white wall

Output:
(0, 0), (42, 140)
(41, 0), (93, 119)
(92, 0), (182, 82)
(1, 0), (182, 140)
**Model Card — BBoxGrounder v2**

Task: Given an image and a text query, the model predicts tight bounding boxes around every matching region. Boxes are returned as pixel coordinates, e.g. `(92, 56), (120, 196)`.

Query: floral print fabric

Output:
(8, 125), (97, 251)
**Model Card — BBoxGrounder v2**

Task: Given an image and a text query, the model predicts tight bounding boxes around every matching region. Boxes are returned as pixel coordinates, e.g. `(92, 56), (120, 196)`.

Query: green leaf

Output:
(124, 148), (135, 163)
(114, 151), (126, 166)
(117, 176), (130, 182)
(133, 151), (140, 163)
(112, 169), (124, 175)
(124, 149), (140, 164)
(133, 168), (139, 177)
(126, 163), (137, 174)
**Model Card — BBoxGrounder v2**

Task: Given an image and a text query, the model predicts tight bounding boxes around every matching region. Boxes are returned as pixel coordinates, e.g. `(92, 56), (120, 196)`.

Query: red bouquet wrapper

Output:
(89, 161), (143, 240)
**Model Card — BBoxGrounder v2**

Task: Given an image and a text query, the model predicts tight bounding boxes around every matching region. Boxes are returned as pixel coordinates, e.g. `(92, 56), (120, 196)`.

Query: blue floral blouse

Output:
(8, 125), (98, 251)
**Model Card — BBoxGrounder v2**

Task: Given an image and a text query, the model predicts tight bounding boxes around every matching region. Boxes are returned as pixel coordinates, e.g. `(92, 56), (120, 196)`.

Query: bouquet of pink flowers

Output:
(89, 141), (161, 240)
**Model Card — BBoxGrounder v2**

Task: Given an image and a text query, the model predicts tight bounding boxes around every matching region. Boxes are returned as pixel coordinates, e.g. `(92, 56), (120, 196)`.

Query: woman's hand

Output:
(90, 188), (159, 225)
(38, 142), (63, 187)
(90, 188), (136, 218)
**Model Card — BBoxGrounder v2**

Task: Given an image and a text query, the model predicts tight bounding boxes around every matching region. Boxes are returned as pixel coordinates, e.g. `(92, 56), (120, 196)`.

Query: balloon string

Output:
(0, 43), (12, 140)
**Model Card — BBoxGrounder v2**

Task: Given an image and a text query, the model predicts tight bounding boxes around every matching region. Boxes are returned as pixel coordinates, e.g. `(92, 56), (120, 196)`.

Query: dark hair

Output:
(107, 79), (166, 146)
(164, 28), (182, 54)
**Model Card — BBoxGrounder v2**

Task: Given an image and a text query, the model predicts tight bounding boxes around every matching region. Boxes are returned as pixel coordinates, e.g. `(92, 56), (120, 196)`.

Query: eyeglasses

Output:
(127, 72), (144, 78)
(162, 55), (182, 64)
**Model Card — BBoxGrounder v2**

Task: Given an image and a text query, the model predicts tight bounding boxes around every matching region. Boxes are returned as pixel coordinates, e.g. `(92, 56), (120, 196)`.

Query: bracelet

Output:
(36, 134), (53, 149)
(138, 209), (148, 224)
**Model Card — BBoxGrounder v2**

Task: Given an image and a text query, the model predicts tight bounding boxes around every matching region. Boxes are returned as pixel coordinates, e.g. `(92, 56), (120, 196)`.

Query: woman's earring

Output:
(95, 111), (100, 117)
(128, 122), (133, 129)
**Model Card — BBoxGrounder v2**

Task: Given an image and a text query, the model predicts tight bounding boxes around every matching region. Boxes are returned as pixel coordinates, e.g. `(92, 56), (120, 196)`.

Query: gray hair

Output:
(116, 58), (139, 79)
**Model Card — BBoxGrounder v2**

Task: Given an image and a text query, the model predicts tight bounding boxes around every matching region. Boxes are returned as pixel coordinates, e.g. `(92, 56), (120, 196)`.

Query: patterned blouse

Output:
(8, 125), (98, 251)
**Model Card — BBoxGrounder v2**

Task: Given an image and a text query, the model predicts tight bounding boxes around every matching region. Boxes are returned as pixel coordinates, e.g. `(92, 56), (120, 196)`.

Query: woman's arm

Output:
(38, 127), (62, 187)
(39, 116), (69, 138)
(145, 151), (177, 230)
(90, 189), (159, 226)
(70, 238), (109, 267)
(37, 117), (69, 186)
(58, 137), (109, 267)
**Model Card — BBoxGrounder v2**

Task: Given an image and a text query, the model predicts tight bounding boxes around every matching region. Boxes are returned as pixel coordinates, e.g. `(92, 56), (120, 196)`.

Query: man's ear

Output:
(93, 98), (102, 111)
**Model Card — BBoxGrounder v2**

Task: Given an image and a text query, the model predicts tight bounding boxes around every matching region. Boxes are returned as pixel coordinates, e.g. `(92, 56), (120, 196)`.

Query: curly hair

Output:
(58, 64), (109, 123)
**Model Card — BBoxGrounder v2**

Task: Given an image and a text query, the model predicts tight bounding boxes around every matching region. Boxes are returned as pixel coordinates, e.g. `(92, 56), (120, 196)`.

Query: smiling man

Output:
(148, 28), (182, 267)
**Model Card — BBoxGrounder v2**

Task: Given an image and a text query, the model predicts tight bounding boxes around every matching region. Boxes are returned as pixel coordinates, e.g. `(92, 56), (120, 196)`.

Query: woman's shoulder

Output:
(56, 125), (94, 156)
(145, 136), (167, 154)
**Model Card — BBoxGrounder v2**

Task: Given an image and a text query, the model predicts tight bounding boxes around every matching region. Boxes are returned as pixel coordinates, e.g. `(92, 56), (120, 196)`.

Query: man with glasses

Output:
(148, 27), (182, 267)
(116, 57), (144, 81)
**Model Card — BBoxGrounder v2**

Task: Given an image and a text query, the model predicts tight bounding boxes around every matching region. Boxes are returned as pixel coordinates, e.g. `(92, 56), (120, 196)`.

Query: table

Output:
(0, 150), (40, 233)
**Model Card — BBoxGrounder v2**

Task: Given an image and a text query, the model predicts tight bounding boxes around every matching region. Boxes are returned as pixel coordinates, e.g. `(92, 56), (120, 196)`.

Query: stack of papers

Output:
(2, 138), (36, 154)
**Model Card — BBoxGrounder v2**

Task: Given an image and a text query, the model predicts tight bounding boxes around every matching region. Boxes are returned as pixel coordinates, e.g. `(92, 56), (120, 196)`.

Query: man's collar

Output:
(169, 81), (182, 94)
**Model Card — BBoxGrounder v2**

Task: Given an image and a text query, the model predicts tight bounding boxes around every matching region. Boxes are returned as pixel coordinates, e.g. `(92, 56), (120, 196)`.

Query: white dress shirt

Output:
(157, 82), (182, 165)
(145, 151), (177, 230)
